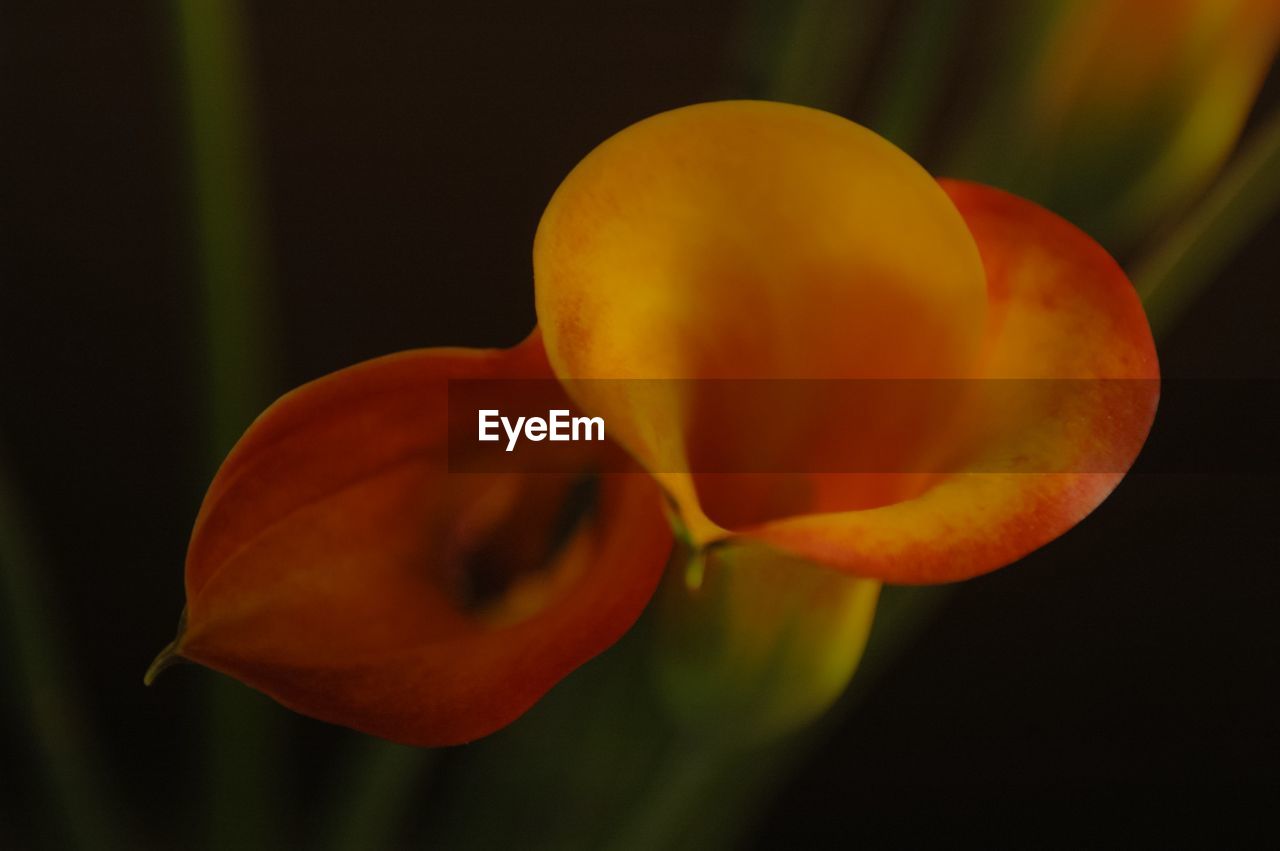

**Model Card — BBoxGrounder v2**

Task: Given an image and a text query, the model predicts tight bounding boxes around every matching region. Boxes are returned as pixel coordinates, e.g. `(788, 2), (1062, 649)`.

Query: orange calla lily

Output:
(152, 333), (671, 746)
(154, 100), (1158, 746)
(534, 101), (1159, 584)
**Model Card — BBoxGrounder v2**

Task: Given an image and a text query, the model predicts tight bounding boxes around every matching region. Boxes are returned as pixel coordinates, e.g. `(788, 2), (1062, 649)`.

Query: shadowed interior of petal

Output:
(684, 375), (971, 528)
(535, 101), (989, 535)
(179, 335), (672, 746)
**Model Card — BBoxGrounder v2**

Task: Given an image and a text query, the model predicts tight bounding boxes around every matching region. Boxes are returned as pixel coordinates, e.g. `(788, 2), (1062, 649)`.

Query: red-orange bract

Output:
(159, 333), (671, 745)
(156, 101), (1158, 746)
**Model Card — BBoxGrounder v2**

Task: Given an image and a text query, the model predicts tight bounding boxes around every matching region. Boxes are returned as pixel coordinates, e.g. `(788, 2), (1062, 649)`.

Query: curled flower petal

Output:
(168, 334), (671, 746)
(744, 181), (1159, 583)
(535, 100), (989, 539)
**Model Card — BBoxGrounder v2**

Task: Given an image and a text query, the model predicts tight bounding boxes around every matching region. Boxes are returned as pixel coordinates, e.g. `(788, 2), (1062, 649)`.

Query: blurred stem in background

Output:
(172, 2), (284, 848)
(863, 0), (963, 156)
(1134, 107), (1280, 336)
(319, 740), (436, 851)
(731, 0), (892, 110)
(610, 584), (954, 851)
(174, 0), (272, 437)
(942, 0), (1071, 190)
(946, 0), (1280, 253)
(172, 2), (434, 848)
(0, 452), (121, 851)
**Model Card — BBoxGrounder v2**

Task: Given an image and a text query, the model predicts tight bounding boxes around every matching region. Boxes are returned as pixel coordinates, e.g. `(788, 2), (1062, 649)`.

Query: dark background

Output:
(3, 3), (1278, 848)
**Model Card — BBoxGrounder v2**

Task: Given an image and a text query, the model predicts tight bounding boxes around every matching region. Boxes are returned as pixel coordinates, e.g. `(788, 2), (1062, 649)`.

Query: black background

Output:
(3, 3), (1278, 848)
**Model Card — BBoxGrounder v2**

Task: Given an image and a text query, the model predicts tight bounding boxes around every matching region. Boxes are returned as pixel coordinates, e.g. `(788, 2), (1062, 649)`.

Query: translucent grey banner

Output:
(446, 378), (1275, 475)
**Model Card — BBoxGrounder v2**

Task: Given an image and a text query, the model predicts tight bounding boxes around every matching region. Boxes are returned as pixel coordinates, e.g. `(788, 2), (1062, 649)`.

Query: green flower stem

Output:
(175, 0), (274, 439)
(321, 740), (435, 851)
(604, 585), (954, 851)
(1133, 108), (1280, 333)
(603, 739), (728, 851)
(733, 0), (893, 110)
(941, 0), (1070, 186)
(172, 2), (282, 848)
(0, 450), (121, 851)
(864, 0), (964, 156)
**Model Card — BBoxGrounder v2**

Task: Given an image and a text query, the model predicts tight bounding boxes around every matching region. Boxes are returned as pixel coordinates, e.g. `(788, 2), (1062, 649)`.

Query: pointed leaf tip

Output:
(143, 641), (185, 686)
(144, 607), (188, 685)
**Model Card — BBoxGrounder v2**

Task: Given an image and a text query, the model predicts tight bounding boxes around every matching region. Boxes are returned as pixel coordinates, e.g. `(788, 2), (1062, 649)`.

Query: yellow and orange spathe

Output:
(535, 101), (1159, 584)
(532, 101), (1157, 734)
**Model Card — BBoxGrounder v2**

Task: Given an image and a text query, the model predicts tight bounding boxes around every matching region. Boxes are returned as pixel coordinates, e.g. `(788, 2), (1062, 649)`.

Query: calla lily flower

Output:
(149, 334), (672, 745)
(153, 100), (1158, 746)
(535, 101), (1159, 584)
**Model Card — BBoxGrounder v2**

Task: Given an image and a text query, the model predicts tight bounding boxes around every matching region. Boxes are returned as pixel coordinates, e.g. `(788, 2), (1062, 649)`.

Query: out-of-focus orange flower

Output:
(1021, 0), (1280, 245)
(153, 333), (671, 746)
(155, 101), (1158, 746)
